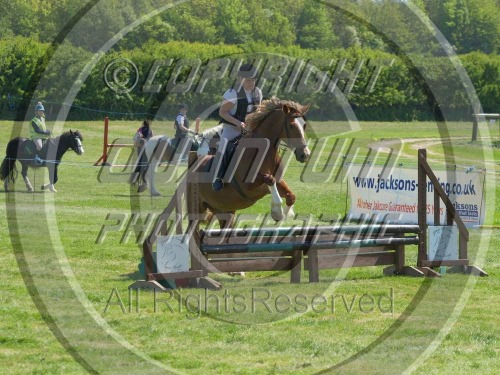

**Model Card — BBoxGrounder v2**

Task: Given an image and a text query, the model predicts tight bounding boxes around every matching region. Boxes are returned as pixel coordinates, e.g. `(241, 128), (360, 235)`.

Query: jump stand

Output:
(130, 149), (486, 291)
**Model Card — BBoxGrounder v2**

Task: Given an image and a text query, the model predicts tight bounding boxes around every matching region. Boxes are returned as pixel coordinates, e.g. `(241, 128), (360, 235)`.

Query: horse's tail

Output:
(0, 139), (19, 183)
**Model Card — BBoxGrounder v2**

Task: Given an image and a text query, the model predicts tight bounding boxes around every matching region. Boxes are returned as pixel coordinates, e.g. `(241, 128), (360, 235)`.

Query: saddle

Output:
(214, 137), (240, 181)
(168, 135), (201, 154)
(23, 140), (38, 157)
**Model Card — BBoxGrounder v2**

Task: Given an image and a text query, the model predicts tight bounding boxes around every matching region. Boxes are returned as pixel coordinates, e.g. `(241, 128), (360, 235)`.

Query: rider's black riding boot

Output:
(212, 150), (226, 192)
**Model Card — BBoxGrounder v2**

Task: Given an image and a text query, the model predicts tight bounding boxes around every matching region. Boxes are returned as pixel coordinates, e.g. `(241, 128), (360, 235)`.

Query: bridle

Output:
(246, 107), (308, 151)
(69, 134), (84, 154)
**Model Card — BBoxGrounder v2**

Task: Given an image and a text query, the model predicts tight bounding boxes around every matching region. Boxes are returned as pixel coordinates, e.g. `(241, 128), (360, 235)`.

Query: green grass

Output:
(0, 120), (498, 374)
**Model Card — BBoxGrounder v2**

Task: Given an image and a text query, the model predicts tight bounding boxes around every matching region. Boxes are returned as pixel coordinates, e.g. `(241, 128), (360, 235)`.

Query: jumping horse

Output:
(1, 130), (85, 192)
(191, 99), (310, 227)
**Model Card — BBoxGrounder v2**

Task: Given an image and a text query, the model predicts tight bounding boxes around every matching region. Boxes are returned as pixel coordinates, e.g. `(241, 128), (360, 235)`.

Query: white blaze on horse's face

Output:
(75, 137), (84, 155)
(291, 117), (310, 163)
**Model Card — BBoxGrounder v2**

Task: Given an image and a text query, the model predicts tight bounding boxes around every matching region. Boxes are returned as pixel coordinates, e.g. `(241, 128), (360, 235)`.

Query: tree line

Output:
(2, 0), (498, 54)
(0, 0), (498, 121)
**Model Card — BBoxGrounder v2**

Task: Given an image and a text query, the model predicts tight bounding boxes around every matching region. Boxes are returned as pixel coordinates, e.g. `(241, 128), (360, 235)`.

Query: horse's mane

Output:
(246, 99), (306, 131)
(62, 130), (83, 141)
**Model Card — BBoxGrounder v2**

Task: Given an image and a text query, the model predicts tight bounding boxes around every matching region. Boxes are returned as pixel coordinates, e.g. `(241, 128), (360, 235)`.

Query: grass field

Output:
(0, 118), (498, 374)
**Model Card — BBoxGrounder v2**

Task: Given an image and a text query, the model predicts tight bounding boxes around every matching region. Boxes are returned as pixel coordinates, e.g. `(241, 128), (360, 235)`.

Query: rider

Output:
(212, 63), (263, 191)
(173, 103), (196, 161)
(30, 102), (51, 165)
(132, 119), (153, 191)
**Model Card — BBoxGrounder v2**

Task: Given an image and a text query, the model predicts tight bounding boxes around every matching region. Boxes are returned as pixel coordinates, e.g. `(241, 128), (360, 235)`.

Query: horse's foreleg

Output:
(249, 173), (285, 221)
(145, 157), (161, 196)
(269, 182), (284, 221)
(41, 166), (57, 192)
(277, 179), (296, 220)
(41, 182), (57, 192)
(21, 164), (33, 192)
(40, 183), (55, 192)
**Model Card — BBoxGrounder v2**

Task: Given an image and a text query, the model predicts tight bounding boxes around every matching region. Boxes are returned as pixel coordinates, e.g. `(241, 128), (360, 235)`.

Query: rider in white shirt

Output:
(212, 63), (262, 191)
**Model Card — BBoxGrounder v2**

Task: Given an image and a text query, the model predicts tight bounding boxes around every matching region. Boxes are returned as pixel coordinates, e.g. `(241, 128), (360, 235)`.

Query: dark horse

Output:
(1, 130), (84, 192)
(193, 99), (310, 227)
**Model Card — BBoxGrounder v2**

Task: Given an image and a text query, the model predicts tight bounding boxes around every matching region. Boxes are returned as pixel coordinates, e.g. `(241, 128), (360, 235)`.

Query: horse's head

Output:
(68, 130), (84, 155)
(247, 99), (311, 163)
(279, 102), (311, 163)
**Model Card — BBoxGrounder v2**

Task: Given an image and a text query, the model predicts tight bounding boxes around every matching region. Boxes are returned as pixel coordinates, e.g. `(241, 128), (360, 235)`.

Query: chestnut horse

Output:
(191, 99), (310, 227)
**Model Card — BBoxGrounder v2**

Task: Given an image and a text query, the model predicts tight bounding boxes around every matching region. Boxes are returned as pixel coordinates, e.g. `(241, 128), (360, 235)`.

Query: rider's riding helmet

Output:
(35, 102), (45, 111)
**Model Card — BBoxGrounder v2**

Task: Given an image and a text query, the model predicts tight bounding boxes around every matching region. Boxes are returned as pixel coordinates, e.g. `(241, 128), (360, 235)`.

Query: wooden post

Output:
(195, 117), (200, 133)
(187, 152), (202, 274)
(143, 239), (154, 280)
(94, 116), (110, 166)
(471, 114), (478, 142)
(417, 149), (427, 267)
(308, 249), (319, 283)
(434, 190), (440, 225)
(103, 116), (109, 164)
(290, 250), (302, 283)
(395, 244), (405, 274)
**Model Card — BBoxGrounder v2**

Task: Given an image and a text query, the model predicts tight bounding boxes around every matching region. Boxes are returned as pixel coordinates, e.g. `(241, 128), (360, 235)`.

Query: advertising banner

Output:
(347, 164), (485, 226)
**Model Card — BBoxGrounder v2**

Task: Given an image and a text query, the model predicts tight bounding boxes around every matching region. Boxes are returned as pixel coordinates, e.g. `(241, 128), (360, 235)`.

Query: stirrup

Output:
(212, 177), (224, 192)
(34, 155), (43, 165)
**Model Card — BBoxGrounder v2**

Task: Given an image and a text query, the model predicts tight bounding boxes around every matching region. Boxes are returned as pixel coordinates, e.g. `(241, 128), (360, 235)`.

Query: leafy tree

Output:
(214, 0), (252, 45)
(244, 1), (295, 46)
(297, 1), (337, 49)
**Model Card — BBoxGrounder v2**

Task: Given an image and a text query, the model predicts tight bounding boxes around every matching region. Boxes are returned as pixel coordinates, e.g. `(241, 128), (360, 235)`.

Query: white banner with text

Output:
(347, 164), (485, 226)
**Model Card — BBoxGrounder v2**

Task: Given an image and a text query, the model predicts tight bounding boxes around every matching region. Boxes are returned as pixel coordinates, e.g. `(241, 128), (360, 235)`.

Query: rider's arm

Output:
(219, 100), (245, 129)
(31, 120), (51, 135)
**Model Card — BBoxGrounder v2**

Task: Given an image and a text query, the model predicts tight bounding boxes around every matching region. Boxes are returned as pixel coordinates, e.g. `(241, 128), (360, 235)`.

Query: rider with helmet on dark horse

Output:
(30, 102), (51, 165)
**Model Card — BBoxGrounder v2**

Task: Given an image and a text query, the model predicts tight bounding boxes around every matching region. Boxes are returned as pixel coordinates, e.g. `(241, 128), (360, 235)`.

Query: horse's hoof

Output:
(151, 191), (162, 197)
(284, 205), (295, 219)
(228, 272), (245, 277)
(137, 183), (148, 193)
(27, 188), (33, 192)
(271, 204), (284, 221)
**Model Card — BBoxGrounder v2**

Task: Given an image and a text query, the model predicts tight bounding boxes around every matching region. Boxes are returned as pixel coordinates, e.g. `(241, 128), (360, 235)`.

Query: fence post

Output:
(417, 149), (427, 267)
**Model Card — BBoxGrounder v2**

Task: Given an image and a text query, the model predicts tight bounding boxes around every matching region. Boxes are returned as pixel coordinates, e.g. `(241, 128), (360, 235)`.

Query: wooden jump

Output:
(131, 149), (486, 291)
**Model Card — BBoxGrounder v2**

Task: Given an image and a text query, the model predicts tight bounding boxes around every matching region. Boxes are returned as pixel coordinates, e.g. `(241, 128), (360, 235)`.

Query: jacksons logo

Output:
(104, 287), (395, 320)
(352, 174), (478, 196)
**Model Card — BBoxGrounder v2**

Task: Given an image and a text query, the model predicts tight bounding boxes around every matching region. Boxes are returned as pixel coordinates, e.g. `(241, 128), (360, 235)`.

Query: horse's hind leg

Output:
(21, 164), (33, 192)
(144, 158), (161, 196)
(214, 211), (235, 229)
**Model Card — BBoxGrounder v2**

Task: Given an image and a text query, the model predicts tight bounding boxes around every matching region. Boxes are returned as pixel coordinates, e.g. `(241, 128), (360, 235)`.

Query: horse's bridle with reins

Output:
(245, 108), (308, 152)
